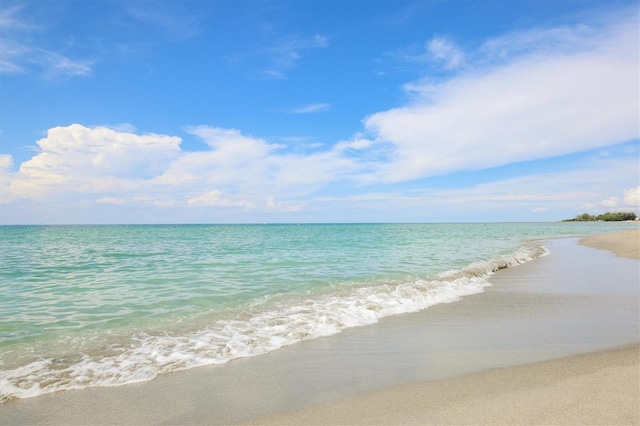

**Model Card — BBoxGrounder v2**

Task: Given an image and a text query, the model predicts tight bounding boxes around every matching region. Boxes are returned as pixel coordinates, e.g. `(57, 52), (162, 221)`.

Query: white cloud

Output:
(363, 15), (639, 183)
(1, 122), (636, 223)
(2, 124), (358, 215)
(334, 136), (373, 152)
(600, 196), (619, 207)
(187, 126), (280, 160)
(97, 197), (126, 205)
(0, 154), (13, 203)
(266, 196), (304, 212)
(9, 124), (181, 199)
(155, 126), (283, 190)
(0, 153), (12, 169)
(187, 190), (252, 208)
(427, 36), (465, 69)
(623, 185), (640, 206)
(311, 155), (638, 221)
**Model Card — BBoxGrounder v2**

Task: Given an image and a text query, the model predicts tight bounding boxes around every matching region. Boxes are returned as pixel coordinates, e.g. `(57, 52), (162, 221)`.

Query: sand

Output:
(580, 228), (640, 259)
(255, 345), (639, 425)
(1, 229), (638, 425)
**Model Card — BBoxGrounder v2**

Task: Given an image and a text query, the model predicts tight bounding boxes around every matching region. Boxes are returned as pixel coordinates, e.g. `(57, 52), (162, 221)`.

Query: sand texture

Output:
(255, 345), (639, 425)
(580, 228), (639, 259)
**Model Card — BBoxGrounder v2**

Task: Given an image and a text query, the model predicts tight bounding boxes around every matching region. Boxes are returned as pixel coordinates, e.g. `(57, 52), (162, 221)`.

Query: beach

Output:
(0, 228), (638, 425)
(257, 345), (639, 425)
(256, 229), (640, 425)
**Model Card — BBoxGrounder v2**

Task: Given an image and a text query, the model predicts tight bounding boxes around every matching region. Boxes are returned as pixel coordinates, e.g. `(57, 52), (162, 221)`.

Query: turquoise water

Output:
(0, 222), (635, 401)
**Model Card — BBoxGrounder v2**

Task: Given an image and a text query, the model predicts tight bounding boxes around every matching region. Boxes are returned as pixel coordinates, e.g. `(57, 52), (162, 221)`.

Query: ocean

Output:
(0, 222), (634, 402)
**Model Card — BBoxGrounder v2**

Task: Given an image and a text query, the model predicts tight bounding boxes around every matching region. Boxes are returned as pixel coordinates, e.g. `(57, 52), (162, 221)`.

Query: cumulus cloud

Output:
(0, 154), (12, 169)
(2, 124), (357, 214)
(363, 14), (639, 183)
(155, 126), (282, 189)
(623, 185), (640, 206)
(9, 124), (181, 199)
(188, 126), (280, 161)
(600, 196), (619, 207)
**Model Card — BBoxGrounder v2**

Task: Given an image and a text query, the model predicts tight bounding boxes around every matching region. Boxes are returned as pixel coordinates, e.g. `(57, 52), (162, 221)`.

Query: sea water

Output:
(0, 222), (634, 402)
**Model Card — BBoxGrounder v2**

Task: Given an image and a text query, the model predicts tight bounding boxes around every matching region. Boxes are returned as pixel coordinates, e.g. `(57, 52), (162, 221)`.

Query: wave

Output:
(0, 242), (548, 403)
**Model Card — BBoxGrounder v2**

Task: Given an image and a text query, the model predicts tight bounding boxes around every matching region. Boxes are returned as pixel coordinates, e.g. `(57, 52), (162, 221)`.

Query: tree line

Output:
(563, 212), (637, 222)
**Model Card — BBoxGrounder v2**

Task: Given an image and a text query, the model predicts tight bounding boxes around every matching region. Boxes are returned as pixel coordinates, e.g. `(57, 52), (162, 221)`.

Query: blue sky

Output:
(0, 0), (638, 224)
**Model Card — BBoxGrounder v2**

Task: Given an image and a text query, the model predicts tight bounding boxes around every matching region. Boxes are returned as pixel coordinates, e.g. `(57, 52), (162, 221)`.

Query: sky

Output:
(0, 0), (638, 224)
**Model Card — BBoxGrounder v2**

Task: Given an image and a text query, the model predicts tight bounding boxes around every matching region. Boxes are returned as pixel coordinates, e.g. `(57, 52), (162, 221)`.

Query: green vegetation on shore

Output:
(563, 212), (637, 222)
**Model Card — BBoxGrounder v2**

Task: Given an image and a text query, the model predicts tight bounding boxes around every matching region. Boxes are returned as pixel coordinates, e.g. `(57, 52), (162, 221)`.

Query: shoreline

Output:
(255, 229), (640, 425)
(1, 229), (638, 425)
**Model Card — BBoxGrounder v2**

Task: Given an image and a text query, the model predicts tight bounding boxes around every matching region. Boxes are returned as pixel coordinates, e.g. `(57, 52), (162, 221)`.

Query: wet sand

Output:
(1, 229), (638, 425)
(256, 345), (639, 425)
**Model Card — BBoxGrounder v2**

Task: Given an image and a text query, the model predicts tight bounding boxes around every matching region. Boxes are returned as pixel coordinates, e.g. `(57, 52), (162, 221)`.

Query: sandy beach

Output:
(256, 345), (639, 425)
(580, 227), (640, 259)
(1, 228), (638, 425)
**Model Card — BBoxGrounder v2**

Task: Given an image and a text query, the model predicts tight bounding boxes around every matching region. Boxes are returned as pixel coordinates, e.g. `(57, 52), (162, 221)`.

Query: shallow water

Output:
(0, 222), (636, 401)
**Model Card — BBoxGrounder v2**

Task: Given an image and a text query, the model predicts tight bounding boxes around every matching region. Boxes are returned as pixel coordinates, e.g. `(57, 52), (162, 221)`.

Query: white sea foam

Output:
(0, 243), (548, 403)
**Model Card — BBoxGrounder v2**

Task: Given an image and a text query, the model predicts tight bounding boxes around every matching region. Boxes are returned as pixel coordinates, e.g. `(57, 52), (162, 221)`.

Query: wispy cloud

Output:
(0, 4), (94, 77)
(478, 24), (594, 63)
(288, 103), (331, 114)
(261, 34), (328, 79)
(34, 48), (94, 77)
(126, 2), (202, 40)
(427, 36), (465, 69)
(0, 5), (31, 31)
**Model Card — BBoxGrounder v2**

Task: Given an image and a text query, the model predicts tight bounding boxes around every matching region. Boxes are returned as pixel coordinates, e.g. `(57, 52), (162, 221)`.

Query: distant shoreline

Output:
(562, 211), (638, 222)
